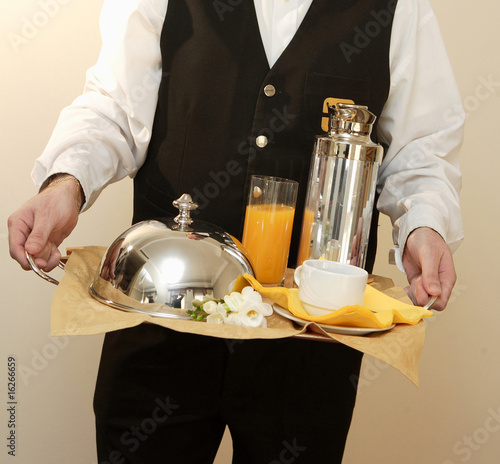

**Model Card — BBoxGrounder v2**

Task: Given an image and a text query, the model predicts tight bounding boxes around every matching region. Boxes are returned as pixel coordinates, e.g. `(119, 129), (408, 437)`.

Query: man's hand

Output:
(8, 175), (82, 271)
(402, 227), (456, 310)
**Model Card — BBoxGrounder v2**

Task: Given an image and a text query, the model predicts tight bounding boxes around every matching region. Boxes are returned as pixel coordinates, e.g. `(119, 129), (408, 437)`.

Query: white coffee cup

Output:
(294, 260), (368, 316)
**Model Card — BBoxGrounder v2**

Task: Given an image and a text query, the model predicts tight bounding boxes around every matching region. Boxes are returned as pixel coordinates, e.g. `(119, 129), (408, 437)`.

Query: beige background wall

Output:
(1, 1), (498, 463)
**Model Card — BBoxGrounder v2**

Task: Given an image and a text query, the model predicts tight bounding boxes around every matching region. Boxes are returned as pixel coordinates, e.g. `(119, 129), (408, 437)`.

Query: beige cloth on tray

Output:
(51, 246), (427, 386)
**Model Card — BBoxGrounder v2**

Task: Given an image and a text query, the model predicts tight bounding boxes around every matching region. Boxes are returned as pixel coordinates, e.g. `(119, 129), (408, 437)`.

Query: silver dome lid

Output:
(89, 194), (254, 319)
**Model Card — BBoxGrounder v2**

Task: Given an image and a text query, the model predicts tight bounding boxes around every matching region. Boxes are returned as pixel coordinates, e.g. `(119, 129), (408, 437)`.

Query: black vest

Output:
(133, 0), (396, 271)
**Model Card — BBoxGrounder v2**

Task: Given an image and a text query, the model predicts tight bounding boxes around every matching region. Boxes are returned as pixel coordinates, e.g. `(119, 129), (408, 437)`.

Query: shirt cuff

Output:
(390, 204), (449, 273)
(32, 155), (95, 212)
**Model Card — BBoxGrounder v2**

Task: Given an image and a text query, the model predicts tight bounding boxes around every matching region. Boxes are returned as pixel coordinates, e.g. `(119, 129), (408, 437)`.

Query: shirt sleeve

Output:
(376, 0), (465, 269)
(32, 0), (168, 210)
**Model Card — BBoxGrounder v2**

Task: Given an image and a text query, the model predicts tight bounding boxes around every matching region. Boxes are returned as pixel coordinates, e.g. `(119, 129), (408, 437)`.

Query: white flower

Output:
(223, 292), (245, 312)
(206, 303), (228, 324)
(197, 287), (273, 328)
(258, 302), (273, 317)
(228, 287), (273, 327)
(206, 312), (225, 324)
(202, 300), (218, 314)
(241, 285), (262, 301)
(239, 305), (264, 327)
(242, 302), (272, 327)
(240, 287), (272, 316)
(225, 312), (243, 326)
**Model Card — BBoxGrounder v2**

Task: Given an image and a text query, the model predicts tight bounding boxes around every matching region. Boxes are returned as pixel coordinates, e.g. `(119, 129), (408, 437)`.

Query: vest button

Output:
(255, 135), (268, 148)
(263, 84), (276, 97)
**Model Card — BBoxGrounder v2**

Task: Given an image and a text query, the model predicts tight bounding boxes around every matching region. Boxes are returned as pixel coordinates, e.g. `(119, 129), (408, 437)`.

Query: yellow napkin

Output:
(233, 274), (433, 329)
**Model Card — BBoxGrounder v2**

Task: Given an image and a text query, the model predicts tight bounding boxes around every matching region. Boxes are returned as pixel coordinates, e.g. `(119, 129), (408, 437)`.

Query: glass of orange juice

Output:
(242, 175), (298, 285)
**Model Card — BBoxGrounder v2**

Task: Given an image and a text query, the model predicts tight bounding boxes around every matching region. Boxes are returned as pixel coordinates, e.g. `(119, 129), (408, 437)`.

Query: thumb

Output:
(25, 213), (55, 258)
(420, 252), (442, 297)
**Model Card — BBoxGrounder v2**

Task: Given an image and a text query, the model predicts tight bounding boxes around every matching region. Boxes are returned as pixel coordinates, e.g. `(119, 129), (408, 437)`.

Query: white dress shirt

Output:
(32, 0), (465, 266)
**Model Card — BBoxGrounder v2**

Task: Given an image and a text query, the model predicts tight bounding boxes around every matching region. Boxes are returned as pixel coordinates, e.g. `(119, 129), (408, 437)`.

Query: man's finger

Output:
(419, 246), (442, 297)
(8, 215), (32, 270)
(25, 224), (51, 257)
(9, 234), (31, 270)
(44, 247), (63, 272)
(413, 276), (433, 307)
(435, 250), (457, 309)
(24, 206), (61, 260)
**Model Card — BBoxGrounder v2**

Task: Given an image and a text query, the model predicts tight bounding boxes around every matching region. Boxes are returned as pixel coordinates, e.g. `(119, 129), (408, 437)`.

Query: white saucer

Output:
(272, 304), (395, 336)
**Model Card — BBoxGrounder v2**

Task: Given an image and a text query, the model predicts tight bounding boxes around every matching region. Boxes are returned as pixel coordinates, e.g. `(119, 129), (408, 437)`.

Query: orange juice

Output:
(242, 204), (295, 284)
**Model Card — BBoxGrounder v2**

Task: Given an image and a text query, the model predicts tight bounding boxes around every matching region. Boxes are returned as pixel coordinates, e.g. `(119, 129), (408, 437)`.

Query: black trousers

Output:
(94, 324), (363, 464)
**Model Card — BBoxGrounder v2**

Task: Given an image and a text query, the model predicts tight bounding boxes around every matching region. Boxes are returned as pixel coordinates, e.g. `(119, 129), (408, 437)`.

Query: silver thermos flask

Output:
(297, 103), (384, 269)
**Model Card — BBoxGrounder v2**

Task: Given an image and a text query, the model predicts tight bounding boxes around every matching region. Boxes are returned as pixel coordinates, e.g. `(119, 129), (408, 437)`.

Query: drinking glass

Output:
(242, 175), (298, 285)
